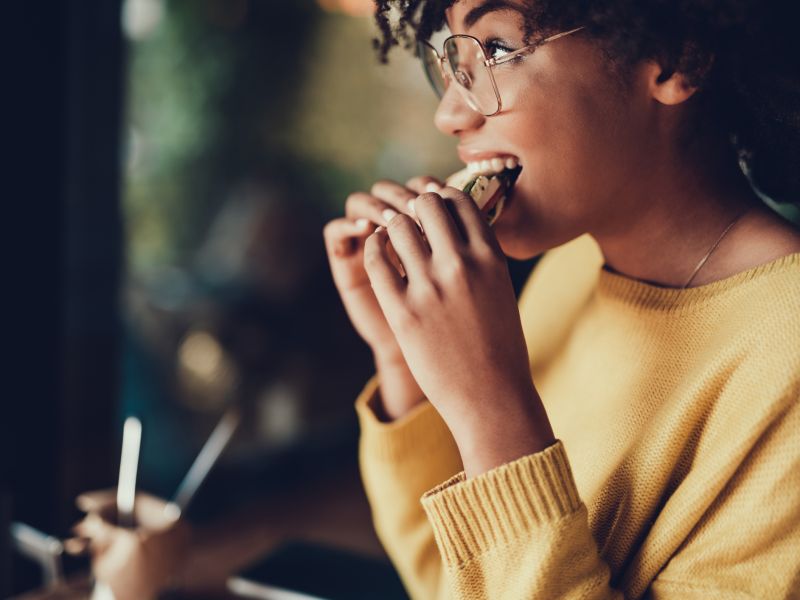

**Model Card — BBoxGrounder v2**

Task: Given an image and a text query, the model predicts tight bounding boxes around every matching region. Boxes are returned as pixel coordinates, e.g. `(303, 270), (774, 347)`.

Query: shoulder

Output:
(697, 204), (800, 286)
(709, 214), (800, 340)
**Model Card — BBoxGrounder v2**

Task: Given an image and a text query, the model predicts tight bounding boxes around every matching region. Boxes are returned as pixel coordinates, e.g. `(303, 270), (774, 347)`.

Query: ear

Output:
(642, 61), (699, 106)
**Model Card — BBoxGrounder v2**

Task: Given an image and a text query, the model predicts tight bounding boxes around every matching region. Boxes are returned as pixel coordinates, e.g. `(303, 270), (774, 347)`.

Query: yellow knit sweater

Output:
(356, 234), (800, 600)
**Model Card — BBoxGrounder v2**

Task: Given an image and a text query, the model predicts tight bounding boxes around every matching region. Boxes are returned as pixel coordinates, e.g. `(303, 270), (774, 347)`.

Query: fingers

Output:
(76, 489), (116, 513)
(410, 192), (467, 256)
(364, 227), (406, 301)
(133, 494), (181, 529)
(73, 513), (116, 556)
(370, 180), (417, 214)
(64, 536), (91, 555)
(435, 186), (499, 252)
(336, 178), (441, 255)
(346, 182), (414, 227)
(382, 214), (431, 280)
(331, 177), (430, 265)
(405, 175), (444, 195)
(345, 191), (397, 225)
(323, 217), (372, 259)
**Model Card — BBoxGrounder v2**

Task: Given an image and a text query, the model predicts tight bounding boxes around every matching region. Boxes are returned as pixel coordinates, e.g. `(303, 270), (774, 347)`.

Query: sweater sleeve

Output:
(355, 375), (463, 600)
(359, 375), (800, 600)
(419, 396), (800, 600)
(421, 441), (624, 600)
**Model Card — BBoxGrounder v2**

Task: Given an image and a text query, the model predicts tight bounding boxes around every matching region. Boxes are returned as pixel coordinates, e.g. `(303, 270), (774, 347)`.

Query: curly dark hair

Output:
(373, 0), (800, 206)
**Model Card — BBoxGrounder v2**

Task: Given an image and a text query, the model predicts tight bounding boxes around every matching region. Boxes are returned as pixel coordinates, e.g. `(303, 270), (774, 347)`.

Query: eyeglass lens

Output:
(418, 37), (499, 116)
(418, 41), (447, 98)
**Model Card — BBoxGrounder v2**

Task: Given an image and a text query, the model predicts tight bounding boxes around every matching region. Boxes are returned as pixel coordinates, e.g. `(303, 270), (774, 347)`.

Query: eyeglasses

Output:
(417, 26), (585, 116)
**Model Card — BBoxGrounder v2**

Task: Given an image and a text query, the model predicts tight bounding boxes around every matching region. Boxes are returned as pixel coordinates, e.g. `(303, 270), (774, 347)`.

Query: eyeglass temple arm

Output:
(486, 26), (585, 67)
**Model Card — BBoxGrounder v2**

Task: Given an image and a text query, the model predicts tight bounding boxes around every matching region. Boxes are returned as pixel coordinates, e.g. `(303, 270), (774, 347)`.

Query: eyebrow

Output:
(463, 0), (525, 29)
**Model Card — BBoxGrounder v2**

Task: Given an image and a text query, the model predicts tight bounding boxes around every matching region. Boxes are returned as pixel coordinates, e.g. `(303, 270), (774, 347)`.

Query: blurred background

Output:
(115, 0), (460, 501)
(4, 0), (799, 596)
(5, 0), (538, 596)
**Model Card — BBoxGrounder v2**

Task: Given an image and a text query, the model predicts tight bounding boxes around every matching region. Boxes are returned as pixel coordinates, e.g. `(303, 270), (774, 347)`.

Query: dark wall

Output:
(5, 0), (124, 593)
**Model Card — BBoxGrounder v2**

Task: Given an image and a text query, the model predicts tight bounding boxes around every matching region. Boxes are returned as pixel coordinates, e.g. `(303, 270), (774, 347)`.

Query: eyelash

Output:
(483, 38), (519, 62)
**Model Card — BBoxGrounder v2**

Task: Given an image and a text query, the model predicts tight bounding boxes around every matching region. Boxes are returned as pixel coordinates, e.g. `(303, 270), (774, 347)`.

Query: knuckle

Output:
(418, 191), (441, 203)
(474, 247), (497, 267)
(415, 191), (442, 211)
(412, 278), (443, 305)
(451, 191), (474, 208)
(386, 212), (413, 229)
(477, 236), (504, 260)
(439, 255), (470, 283)
(439, 190), (471, 211)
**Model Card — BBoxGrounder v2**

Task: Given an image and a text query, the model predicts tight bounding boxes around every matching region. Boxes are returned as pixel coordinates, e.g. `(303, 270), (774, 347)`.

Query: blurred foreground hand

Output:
(66, 490), (191, 600)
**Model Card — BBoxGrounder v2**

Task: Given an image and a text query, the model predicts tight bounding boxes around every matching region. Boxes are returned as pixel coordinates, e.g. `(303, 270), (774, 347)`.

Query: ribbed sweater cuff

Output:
(355, 374), (455, 462)
(420, 441), (582, 566)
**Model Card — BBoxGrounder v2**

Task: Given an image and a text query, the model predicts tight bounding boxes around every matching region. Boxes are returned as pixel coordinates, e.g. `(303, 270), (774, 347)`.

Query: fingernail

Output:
(407, 200), (416, 215)
(381, 208), (398, 224)
(374, 225), (385, 233)
(355, 218), (370, 229)
(425, 182), (441, 192)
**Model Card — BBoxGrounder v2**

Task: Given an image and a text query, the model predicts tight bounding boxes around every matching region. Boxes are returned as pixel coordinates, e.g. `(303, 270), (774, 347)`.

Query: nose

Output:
(434, 84), (485, 137)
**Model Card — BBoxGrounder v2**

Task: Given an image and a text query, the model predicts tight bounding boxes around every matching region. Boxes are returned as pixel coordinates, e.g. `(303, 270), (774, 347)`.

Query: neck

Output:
(593, 135), (761, 289)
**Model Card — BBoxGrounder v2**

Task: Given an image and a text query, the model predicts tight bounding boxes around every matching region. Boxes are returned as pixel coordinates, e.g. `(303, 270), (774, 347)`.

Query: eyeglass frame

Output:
(417, 26), (585, 116)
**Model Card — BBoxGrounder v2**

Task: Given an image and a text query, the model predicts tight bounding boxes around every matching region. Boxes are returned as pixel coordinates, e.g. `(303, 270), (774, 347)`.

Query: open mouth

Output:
(446, 157), (522, 226)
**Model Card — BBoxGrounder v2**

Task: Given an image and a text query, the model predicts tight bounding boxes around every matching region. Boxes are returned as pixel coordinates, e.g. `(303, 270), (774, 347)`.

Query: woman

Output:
(323, 0), (800, 598)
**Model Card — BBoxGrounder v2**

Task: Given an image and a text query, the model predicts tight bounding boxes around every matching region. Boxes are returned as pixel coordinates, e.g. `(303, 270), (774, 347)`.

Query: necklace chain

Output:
(682, 211), (748, 289)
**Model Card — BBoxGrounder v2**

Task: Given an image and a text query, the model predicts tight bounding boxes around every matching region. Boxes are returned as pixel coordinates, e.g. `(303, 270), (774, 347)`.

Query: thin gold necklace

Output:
(682, 210), (748, 289)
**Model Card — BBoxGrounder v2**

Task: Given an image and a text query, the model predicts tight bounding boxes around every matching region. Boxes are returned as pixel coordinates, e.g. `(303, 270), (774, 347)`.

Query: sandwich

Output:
(445, 159), (522, 226)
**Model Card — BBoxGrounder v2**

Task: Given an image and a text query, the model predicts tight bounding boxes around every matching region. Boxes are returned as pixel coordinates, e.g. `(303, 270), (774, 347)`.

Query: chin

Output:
(491, 192), (546, 259)
(493, 209), (575, 260)
(492, 183), (583, 259)
(494, 222), (546, 259)
(496, 235), (545, 260)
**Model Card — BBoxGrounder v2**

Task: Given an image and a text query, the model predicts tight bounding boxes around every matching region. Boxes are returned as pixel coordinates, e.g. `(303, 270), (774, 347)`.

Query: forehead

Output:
(446, 0), (528, 32)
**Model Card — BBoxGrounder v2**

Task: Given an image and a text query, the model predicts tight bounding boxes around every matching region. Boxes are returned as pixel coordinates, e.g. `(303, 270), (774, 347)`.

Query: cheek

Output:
(489, 69), (644, 256)
(503, 69), (639, 217)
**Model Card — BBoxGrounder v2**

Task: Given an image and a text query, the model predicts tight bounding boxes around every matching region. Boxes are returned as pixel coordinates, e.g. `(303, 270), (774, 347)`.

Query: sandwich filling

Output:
(446, 163), (522, 226)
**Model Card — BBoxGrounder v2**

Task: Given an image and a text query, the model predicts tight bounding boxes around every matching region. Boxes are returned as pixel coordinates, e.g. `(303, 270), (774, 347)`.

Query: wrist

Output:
(451, 389), (555, 479)
(373, 353), (425, 422)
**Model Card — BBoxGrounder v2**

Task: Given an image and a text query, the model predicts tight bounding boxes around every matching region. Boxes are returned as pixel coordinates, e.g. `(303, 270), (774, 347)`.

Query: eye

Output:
(484, 38), (517, 61)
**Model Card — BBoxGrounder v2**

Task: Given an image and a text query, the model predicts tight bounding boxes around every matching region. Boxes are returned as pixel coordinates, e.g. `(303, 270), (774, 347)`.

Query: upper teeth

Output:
(467, 157), (519, 175)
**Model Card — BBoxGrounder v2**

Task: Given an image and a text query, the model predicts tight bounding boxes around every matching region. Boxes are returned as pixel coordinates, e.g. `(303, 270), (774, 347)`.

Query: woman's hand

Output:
(363, 187), (555, 475)
(324, 176), (443, 419)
